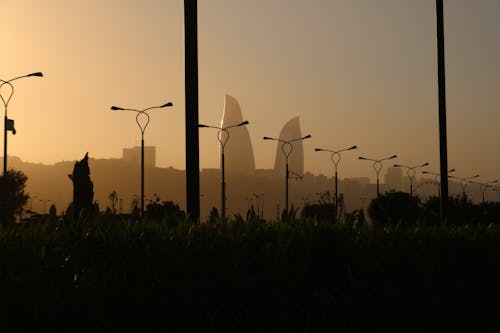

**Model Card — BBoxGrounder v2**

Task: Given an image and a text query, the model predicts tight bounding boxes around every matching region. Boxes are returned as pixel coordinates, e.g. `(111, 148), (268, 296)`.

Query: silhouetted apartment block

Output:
(122, 146), (156, 167)
(348, 177), (371, 185)
(385, 167), (403, 191)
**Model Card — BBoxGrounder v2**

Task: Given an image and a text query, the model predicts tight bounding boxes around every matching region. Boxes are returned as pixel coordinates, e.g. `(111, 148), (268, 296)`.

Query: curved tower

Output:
(220, 94), (255, 174)
(273, 116), (304, 177)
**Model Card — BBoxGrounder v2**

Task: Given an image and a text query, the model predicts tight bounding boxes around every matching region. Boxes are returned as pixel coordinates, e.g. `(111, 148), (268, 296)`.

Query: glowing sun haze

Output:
(2, 0), (500, 182)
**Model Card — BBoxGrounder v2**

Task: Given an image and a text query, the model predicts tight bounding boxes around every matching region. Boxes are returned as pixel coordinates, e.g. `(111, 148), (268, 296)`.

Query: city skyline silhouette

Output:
(2, 1), (500, 183)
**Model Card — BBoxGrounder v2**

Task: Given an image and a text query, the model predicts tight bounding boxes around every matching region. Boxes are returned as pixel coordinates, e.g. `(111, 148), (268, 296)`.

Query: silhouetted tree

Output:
(48, 204), (57, 222)
(368, 191), (421, 227)
(208, 207), (219, 223)
(145, 199), (185, 226)
(422, 195), (485, 226)
(68, 153), (94, 219)
(301, 191), (336, 222)
(0, 170), (29, 226)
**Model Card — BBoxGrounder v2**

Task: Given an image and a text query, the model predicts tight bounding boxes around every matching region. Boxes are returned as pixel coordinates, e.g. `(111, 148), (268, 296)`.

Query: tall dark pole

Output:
(221, 148), (226, 219)
(334, 165), (338, 221)
(285, 157), (289, 216)
(185, 0), (200, 222)
(3, 116), (7, 176)
(141, 136), (145, 218)
(436, 0), (449, 225)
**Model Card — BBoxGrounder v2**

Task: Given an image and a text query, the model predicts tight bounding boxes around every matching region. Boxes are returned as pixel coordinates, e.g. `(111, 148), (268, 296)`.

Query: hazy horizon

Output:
(3, 0), (500, 182)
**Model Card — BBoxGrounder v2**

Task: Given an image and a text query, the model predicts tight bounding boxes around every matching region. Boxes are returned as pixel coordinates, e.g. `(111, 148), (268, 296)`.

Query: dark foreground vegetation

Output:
(1, 216), (499, 332)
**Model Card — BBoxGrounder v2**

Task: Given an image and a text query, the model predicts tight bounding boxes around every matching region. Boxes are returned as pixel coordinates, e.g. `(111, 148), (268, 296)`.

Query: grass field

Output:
(0, 218), (499, 332)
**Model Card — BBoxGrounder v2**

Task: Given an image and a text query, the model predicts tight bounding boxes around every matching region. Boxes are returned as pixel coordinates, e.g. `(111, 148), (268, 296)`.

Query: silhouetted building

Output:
(273, 117), (305, 177)
(122, 146), (156, 167)
(385, 167), (403, 191)
(348, 177), (371, 185)
(220, 95), (255, 175)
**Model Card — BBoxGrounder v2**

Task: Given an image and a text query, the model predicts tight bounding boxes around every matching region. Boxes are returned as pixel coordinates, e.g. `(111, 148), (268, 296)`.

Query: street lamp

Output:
(393, 162), (429, 197)
(110, 101), (173, 218)
(199, 120), (249, 220)
(315, 145), (357, 221)
(422, 169), (455, 197)
(358, 154), (397, 198)
(264, 134), (311, 217)
(448, 174), (479, 197)
(469, 179), (498, 204)
(1, 72), (43, 176)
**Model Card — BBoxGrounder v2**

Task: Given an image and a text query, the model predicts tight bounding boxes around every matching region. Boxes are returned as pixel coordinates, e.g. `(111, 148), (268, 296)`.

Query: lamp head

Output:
(160, 102), (173, 108)
(349, 145), (357, 150)
(263, 136), (273, 140)
(110, 106), (124, 111)
(393, 164), (401, 167)
(239, 120), (249, 126)
(27, 72), (43, 77)
(198, 124), (209, 128)
(303, 134), (312, 139)
(422, 162), (430, 166)
(358, 157), (366, 160)
(314, 148), (322, 152)
(390, 155), (397, 159)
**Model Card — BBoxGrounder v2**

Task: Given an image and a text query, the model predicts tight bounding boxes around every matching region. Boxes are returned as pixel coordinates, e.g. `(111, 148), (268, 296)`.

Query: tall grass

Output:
(0, 218), (499, 332)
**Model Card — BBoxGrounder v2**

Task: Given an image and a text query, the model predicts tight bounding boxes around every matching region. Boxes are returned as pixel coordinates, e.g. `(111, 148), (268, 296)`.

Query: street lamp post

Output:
(358, 154), (397, 198)
(199, 121), (249, 220)
(263, 134), (311, 217)
(393, 162), (430, 197)
(264, 134), (311, 217)
(1, 72), (43, 176)
(469, 180), (498, 204)
(448, 174), (479, 198)
(422, 169), (455, 196)
(110, 102), (173, 218)
(315, 145), (357, 222)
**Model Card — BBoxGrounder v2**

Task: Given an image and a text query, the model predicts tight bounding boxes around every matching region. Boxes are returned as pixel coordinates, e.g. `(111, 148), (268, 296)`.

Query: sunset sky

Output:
(2, 0), (500, 182)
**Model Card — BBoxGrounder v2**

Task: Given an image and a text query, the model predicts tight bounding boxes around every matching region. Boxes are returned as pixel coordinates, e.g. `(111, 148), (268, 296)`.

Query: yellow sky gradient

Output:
(2, 0), (500, 183)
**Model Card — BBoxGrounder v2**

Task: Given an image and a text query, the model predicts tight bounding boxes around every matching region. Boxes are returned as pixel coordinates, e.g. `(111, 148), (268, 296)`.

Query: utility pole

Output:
(184, 0), (200, 222)
(436, 0), (449, 225)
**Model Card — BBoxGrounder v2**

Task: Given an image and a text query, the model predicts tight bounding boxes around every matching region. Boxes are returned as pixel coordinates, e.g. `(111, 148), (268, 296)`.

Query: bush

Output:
(0, 169), (29, 225)
(368, 191), (421, 227)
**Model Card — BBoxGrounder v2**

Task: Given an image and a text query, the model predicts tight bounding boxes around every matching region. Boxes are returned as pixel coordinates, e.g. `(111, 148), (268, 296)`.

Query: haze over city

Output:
(2, 0), (500, 183)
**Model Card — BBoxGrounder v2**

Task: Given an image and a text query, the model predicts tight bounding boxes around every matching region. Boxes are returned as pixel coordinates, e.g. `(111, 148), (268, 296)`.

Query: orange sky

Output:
(2, 0), (500, 183)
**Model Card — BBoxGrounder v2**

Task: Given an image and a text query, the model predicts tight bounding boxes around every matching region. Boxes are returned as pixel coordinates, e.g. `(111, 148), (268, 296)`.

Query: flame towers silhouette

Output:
(273, 116), (305, 177)
(220, 95), (255, 175)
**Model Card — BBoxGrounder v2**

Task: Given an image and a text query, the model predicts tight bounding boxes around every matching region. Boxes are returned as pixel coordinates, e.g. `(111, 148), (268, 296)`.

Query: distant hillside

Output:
(6, 156), (185, 215)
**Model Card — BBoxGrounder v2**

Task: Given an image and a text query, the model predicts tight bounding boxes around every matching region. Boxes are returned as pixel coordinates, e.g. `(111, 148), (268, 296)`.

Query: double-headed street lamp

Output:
(199, 121), (249, 220)
(469, 179), (498, 204)
(358, 154), (397, 198)
(393, 162), (430, 197)
(264, 134), (311, 217)
(315, 145), (357, 221)
(448, 174), (479, 197)
(110, 102), (173, 218)
(1, 72), (43, 176)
